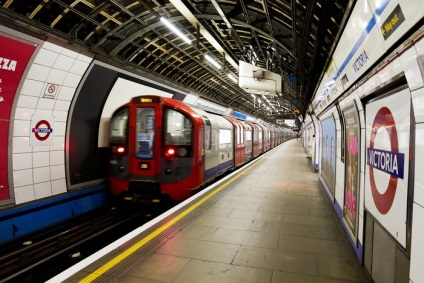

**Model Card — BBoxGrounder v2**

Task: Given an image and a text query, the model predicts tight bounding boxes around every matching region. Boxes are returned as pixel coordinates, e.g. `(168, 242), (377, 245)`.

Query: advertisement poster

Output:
(320, 116), (336, 198)
(365, 89), (410, 247)
(0, 35), (36, 201)
(343, 106), (360, 241)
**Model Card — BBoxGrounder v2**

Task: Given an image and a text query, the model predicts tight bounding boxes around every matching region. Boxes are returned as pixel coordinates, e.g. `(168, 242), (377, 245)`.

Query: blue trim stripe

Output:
(0, 185), (108, 244)
(313, 0), (391, 110)
(204, 159), (235, 181)
(0, 186), (105, 219)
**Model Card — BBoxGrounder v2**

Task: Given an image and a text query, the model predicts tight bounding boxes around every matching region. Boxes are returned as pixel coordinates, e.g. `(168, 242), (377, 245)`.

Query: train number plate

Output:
(139, 162), (150, 170)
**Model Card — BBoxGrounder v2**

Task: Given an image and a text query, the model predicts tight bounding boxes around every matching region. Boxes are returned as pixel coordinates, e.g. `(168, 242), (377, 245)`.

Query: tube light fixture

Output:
(204, 54), (221, 69)
(227, 73), (238, 83)
(160, 17), (192, 44)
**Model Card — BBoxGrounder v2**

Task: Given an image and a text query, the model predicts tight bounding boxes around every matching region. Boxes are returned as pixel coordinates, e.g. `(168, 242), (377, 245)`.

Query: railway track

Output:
(0, 202), (172, 282)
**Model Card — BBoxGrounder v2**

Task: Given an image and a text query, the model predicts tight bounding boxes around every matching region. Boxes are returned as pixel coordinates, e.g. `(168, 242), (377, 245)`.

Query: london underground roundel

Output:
(365, 89), (410, 247)
(367, 107), (404, 214)
(32, 120), (53, 141)
(30, 115), (55, 146)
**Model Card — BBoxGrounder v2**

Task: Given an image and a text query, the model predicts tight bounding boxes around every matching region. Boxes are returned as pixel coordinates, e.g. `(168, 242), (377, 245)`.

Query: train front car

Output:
(108, 95), (205, 201)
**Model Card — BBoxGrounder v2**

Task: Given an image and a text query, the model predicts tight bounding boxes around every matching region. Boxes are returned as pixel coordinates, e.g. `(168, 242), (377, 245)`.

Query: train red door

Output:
(127, 96), (163, 197)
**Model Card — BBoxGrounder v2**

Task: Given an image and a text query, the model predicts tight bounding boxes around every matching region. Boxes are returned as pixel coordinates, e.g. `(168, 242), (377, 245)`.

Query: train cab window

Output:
(136, 108), (155, 159)
(164, 108), (193, 157)
(110, 107), (128, 144)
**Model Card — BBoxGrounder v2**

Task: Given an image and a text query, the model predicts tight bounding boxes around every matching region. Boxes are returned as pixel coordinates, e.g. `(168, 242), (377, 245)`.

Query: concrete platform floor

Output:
(111, 140), (366, 283)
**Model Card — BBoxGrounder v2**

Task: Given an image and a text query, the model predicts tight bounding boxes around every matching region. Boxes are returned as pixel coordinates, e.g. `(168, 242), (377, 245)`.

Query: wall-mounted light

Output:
(160, 17), (192, 44)
(204, 54), (221, 69)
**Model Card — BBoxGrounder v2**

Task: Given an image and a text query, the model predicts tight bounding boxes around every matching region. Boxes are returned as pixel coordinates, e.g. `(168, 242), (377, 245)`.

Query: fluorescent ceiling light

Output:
(205, 54), (221, 69)
(160, 17), (192, 44)
(227, 73), (238, 83)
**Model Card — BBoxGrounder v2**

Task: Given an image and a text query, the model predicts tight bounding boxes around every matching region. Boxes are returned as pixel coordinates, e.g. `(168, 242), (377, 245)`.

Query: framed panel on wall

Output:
(342, 104), (360, 243)
(364, 88), (411, 248)
(0, 35), (35, 203)
(320, 114), (337, 199)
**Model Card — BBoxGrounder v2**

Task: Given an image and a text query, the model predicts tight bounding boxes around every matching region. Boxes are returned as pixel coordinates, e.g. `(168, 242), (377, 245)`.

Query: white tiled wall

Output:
(12, 41), (92, 204)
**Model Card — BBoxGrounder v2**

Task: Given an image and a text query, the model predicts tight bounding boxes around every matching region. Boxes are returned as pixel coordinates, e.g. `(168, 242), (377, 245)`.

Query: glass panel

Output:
(110, 107), (128, 144)
(202, 116), (212, 150)
(136, 108), (155, 159)
(219, 129), (232, 144)
(236, 124), (241, 144)
(246, 130), (252, 141)
(165, 108), (193, 146)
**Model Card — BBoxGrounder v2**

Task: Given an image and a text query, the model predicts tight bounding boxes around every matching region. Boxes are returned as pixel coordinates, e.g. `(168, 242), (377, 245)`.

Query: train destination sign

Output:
(132, 96), (160, 104)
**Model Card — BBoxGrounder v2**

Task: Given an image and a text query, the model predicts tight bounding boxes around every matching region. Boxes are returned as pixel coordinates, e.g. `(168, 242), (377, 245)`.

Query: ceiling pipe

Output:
(169, 0), (239, 70)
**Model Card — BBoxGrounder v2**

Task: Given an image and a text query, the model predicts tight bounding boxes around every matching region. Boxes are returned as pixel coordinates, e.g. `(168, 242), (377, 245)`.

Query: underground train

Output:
(108, 95), (293, 201)
(300, 0), (424, 282)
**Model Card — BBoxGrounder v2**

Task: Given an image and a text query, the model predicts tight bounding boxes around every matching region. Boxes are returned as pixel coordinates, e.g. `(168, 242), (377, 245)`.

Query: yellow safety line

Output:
(79, 159), (263, 282)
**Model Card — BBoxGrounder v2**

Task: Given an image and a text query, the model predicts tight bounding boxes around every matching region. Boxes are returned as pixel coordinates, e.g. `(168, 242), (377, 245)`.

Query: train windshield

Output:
(136, 108), (155, 159)
(164, 108), (193, 146)
(110, 107), (128, 144)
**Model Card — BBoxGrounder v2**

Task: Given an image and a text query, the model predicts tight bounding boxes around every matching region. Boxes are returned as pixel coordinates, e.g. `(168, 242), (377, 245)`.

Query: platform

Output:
(50, 140), (366, 283)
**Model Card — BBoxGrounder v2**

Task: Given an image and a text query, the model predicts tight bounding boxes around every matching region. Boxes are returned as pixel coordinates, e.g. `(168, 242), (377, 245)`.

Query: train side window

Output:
(219, 129), (232, 147)
(239, 124), (244, 144)
(236, 124), (241, 145)
(136, 108), (155, 159)
(202, 116), (212, 150)
(246, 130), (252, 142)
(164, 108), (193, 147)
(110, 107), (128, 144)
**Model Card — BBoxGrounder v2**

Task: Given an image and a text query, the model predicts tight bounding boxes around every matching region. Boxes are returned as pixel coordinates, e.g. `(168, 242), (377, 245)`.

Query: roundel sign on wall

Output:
(30, 115), (55, 146)
(367, 106), (404, 214)
(365, 89), (410, 248)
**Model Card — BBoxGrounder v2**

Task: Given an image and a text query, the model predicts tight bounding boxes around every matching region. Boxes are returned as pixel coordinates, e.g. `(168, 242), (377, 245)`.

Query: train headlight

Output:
(165, 147), (176, 158)
(112, 145), (126, 154)
(119, 166), (125, 172)
(165, 168), (172, 175)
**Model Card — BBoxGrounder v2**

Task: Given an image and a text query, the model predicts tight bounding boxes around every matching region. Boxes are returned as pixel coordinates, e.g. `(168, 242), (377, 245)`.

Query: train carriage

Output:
(246, 121), (262, 157)
(108, 95), (205, 201)
(191, 108), (234, 181)
(109, 95), (291, 202)
(260, 124), (271, 152)
(239, 120), (253, 161)
(224, 115), (247, 167)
